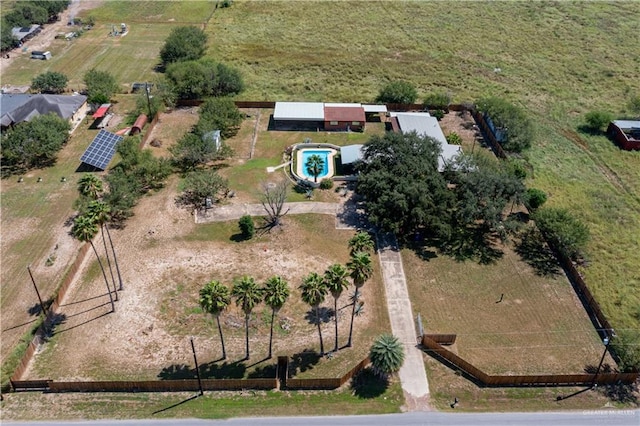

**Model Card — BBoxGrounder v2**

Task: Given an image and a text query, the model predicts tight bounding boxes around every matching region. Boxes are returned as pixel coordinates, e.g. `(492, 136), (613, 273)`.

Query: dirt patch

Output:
(23, 180), (382, 381)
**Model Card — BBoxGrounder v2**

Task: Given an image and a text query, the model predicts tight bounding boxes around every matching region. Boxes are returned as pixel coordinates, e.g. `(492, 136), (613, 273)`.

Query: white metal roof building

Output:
(362, 104), (388, 113)
(340, 144), (364, 165)
(273, 102), (325, 121)
(395, 113), (447, 144)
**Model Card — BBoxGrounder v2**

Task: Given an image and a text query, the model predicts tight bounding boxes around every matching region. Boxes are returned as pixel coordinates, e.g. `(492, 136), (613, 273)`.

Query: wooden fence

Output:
(425, 334), (457, 345)
(421, 335), (638, 387)
(281, 356), (370, 390)
(139, 112), (160, 149)
(471, 110), (507, 159)
(9, 243), (91, 384)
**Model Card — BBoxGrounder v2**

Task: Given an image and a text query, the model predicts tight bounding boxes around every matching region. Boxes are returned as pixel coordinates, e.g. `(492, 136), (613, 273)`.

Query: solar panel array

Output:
(80, 130), (123, 170)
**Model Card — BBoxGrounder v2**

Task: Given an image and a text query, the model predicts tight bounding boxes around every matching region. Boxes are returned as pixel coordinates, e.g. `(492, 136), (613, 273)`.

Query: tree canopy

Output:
(375, 81), (418, 104)
(160, 25), (208, 64)
(355, 131), (452, 237)
(31, 71), (68, 94)
(177, 168), (229, 211)
(532, 207), (590, 260)
(195, 97), (244, 139)
(84, 69), (119, 105)
(476, 97), (534, 152)
(170, 132), (232, 172)
(1, 113), (71, 174)
(165, 59), (244, 100)
(1, 21), (19, 51)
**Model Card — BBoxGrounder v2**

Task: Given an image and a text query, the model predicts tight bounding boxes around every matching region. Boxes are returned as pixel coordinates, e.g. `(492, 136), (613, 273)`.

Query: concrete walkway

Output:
(196, 202), (339, 223)
(376, 232), (431, 411)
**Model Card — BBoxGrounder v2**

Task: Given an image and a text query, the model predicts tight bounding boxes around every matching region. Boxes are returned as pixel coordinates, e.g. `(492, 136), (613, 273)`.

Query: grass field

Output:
(403, 239), (614, 375)
(0, 383), (403, 420)
(206, 1), (640, 335)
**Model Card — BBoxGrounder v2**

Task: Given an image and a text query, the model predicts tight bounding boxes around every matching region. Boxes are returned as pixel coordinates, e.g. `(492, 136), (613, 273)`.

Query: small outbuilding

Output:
(273, 102), (325, 130)
(324, 103), (365, 132)
(12, 25), (41, 43)
(608, 120), (640, 151)
(130, 114), (148, 135)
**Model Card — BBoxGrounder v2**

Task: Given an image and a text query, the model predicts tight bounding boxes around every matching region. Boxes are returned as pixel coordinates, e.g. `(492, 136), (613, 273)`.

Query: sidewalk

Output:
(376, 232), (431, 411)
(196, 202), (339, 223)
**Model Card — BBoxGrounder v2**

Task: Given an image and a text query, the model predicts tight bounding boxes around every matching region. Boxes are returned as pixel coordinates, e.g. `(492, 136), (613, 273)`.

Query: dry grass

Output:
(24, 179), (389, 381)
(403, 240), (613, 376)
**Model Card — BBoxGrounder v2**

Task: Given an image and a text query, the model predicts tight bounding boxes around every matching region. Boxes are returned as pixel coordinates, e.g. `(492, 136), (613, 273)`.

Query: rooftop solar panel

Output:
(80, 129), (123, 170)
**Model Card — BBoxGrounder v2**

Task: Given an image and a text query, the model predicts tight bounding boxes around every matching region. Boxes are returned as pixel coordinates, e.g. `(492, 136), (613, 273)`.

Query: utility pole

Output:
(27, 265), (47, 316)
(191, 337), (204, 396)
(145, 82), (152, 119)
(592, 336), (611, 388)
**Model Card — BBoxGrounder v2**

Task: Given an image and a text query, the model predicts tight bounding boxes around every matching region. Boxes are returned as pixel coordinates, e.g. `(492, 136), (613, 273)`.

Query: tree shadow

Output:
(288, 349), (322, 376)
(577, 124), (604, 136)
(42, 312), (67, 341)
(597, 381), (639, 404)
(198, 359), (247, 379)
(158, 359), (249, 380)
(157, 363), (193, 380)
(304, 307), (335, 326)
(230, 232), (249, 242)
(247, 362), (277, 379)
(27, 298), (54, 316)
(515, 227), (561, 276)
(351, 367), (389, 399)
(436, 226), (503, 265)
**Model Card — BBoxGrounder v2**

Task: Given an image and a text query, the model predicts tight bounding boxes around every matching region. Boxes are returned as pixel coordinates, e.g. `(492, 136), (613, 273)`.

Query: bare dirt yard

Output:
(22, 174), (386, 381)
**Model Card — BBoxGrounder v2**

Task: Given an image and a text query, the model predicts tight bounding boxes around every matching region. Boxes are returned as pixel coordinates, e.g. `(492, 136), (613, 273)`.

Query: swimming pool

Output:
(294, 146), (338, 184)
(300, 149), (332, 179)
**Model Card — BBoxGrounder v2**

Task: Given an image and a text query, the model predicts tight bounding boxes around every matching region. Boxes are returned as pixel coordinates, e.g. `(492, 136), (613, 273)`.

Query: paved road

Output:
(376, 232), (431, 411)
(7, 410), (639, 426)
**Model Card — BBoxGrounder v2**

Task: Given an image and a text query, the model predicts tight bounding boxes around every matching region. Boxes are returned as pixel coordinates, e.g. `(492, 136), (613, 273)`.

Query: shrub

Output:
(375, 81), (418, 104)
(525, 188), (547, 210)
(432, 109), (445, 121)
(584, 110), (613, 132)
(477, 97), (534, 153)
(628, 95), (640, 117)
(446, 132), (462, 145)
(319, 178), (333, 190)
(31, 71), (68, 94)
(424, 91), (451, 110)
(160, 25), (207, 64)
(533, 207), (589, 260)
(238, 215), (255, 239)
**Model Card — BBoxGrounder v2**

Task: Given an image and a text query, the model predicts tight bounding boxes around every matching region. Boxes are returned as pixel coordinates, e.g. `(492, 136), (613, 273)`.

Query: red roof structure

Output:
(323, 105), (365, 123)
(92, 103), (111, 119)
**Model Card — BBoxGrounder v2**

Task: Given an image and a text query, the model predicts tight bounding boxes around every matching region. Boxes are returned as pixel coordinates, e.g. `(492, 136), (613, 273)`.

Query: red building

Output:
(608, 120), (640, 151)
(323, 103), (366, 132)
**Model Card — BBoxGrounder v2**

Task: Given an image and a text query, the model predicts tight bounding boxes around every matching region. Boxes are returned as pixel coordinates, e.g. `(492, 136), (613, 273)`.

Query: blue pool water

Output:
(300, 149), (331, 179)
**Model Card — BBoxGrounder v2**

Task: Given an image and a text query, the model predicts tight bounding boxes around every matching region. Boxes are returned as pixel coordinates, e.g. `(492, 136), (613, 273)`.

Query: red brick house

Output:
(323, 103), (365, 132)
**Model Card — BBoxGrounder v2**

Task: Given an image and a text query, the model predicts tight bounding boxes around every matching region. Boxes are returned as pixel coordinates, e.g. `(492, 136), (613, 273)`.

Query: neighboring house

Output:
(390, 112), (462, 171)
(324, 103), (365, 132)
(11, 25), (42, 43)
(273, 102), (384, 131)
(0, 93), (88, 129)
(608, 120), (640, 151)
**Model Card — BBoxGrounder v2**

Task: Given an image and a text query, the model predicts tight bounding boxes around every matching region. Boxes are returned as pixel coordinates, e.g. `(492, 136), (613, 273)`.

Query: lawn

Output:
(403, 237), (613, 376)
(0, 382), (403, 420)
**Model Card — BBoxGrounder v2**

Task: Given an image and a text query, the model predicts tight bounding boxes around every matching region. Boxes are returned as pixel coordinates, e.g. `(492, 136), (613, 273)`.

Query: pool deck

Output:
(296, 147), (337, 184)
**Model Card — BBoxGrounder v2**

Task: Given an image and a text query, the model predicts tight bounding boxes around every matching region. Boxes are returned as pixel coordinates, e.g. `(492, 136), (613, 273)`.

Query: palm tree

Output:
(263, 276), (290, 359)
(232, 276), (264, 360)
(86, 200), (118, 300)
(346, 252), (373, 347)
(305, 154), (325, 183)
(348, 231), (375, 256)
(299, 272), (328, 355)
(199, 280), (231, 360)
(323, 263), (349, 352)
(369, 334), (405, 379)
(77, 173), (103, 200)
(71, 214), (115, 313)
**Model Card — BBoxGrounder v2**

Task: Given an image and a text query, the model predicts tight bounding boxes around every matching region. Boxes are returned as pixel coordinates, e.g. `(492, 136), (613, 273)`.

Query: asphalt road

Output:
(6, 410), (639, 426)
